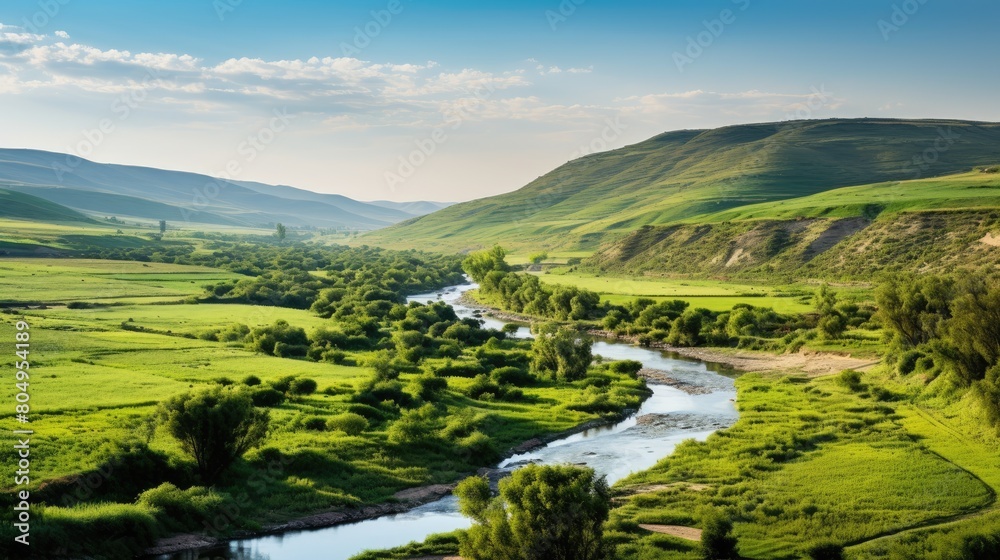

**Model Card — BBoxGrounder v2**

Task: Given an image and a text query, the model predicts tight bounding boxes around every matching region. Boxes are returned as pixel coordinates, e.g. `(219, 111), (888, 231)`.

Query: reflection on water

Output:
(156, 283), (737, 560)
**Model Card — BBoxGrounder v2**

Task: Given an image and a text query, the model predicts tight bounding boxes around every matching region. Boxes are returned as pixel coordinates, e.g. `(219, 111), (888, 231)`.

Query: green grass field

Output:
(532, 270), (816, 313)
(607, 371), (999, 559)
(0, 259), (243, 304)
(0, 255), (648, 555)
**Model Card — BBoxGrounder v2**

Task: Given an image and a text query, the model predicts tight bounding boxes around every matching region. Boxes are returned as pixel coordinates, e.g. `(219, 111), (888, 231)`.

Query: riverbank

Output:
(142, 415), (635, 556)
(461, 291), (881, 376)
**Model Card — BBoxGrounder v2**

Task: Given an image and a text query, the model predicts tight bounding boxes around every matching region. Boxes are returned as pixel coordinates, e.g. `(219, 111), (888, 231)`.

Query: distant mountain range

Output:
(0, 149), (450, 229)
(363, 118), (1000, 252)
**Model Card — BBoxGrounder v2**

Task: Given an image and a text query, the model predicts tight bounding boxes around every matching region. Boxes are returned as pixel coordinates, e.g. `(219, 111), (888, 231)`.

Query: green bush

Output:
(490, 366), (535, 387)
(289, 378), (318, 396)
(326, 412), (369, 435)
(250, 388), (285, 407)
(608, 360), (643, 376)
(303, 416), (327, 431)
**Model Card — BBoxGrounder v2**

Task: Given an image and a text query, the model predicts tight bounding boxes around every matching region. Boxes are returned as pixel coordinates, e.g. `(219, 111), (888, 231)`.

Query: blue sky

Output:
(1, 0), (997, 202)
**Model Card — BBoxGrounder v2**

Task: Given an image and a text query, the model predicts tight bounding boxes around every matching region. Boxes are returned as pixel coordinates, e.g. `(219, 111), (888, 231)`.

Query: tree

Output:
(700, 510), (738, 559)
(159, 220), (167, 234)
(815, 284), (846, 339)
(456, 464), (610, 560)
(158, 387), (269, 483)
(275, 222), (287, 241)
(876, 274), (953, 348)
(462, 245), (510, 283)
(531, 324), (593, 381)
(528, 251), (548, 265)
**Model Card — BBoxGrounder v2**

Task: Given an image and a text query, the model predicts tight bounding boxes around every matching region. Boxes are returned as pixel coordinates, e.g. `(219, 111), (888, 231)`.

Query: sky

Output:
(0, 0), (998, 203)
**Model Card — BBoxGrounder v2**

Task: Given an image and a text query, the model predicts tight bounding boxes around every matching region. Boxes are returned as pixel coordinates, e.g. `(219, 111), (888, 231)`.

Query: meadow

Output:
(0, 242), (649, 557)
(530, 270), (818, 313)
(607, 370), (1000, 559)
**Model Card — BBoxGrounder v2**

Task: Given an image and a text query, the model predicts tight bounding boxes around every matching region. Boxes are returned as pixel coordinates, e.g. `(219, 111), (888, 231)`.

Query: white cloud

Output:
(54, 30), (70, 39)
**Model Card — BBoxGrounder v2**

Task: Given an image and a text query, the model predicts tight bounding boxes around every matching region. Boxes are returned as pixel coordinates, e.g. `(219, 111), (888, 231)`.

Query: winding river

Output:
(158, 283), (738, 560)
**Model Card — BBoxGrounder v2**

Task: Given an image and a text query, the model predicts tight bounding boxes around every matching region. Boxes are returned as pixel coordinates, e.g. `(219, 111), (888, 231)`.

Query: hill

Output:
(362, 119), (1000, 253)
(0, 188), (96, 224)
(0, 149), (441, 230)
(587, 167), (1000, 279)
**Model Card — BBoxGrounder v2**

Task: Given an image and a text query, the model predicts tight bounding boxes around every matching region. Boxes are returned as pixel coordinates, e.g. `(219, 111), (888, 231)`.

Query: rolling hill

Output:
(587, 167), (1000, 279)
(0, 188), (96, 224)
(0, 149), (445, 230)
(362, 119), (1000, 253)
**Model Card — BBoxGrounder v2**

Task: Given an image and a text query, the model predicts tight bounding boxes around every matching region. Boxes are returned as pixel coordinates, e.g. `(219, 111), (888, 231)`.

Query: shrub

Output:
(410, 373), (448, 401)
(608, 360), (643, 376)
(251, 388), (285, 407)
(137, 483), (229, 530)
(467, 374), (502, 400)
(289, 378), (318, 396)
(326, 412), (369, 435)
(897, 349), (923, 375)
(805, 542), (844, 560)
(490, 366), (535, 387)
(700, 511), (738, 560)
(241, 375), (261, 386)
(303, 416), (327, 431)
(836, 369), (864, 391)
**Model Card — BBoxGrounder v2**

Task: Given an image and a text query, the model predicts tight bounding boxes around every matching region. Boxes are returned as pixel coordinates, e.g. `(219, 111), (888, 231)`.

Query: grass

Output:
(0, 258), (242, 304)
(0, 256), (649, 557)
(362, 119), (1000, 253)
(532, 270), (816, 313)
(698, 169), (1000, 223)
(606, 372), (996, 559)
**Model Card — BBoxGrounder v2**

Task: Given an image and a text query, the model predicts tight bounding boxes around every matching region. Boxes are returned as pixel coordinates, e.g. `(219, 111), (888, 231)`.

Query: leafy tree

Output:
(815, 285), (847, 339)
(876, 274), (954, 348)
(275, 222), (287, 240)
(700, 510), (738, 560)
(530, 324), (593, 381)
(159, 220), (166, 234)
(940, 274), (1000, 383)
(158, 387), (269, 483)
(463, 245), (511, 283)
(528, 251), (548, 264)
(667, 309), (704, 347)
(455, 464), (610, 560)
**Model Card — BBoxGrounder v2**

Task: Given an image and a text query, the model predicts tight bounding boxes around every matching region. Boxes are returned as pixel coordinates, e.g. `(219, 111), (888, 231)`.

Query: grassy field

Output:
(532, 270), (818, 313)
(697, 169), (1000, 223)
(0, 254), (651, 557)
(0, 258), (243, 304)
(362, 120), (1000, 253)
(607, 371), (999, 559)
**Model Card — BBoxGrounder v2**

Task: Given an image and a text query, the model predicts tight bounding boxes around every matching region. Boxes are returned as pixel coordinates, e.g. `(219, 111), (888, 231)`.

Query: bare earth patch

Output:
(659, 346), (880, 377)
(980, 232), (1000, 247)
(639, 524), (703, 541)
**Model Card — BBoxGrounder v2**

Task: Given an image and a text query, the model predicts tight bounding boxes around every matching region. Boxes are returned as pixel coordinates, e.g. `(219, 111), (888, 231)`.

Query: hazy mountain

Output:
(0, 149), (441, 230)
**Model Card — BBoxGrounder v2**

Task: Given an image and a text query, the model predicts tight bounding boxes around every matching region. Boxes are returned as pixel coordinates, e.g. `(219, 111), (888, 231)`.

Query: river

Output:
(158, 282), (738, 560)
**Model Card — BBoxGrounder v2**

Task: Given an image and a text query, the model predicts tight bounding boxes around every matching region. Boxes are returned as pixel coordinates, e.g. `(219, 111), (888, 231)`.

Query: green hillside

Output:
(588, 167), (1000, 279)
(0, 188), (96, 224)
(363, 119), (1000, 253)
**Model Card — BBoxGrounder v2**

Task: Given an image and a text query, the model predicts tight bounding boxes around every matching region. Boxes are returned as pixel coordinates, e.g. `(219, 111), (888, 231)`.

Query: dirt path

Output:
(639, 524), (703, 541)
